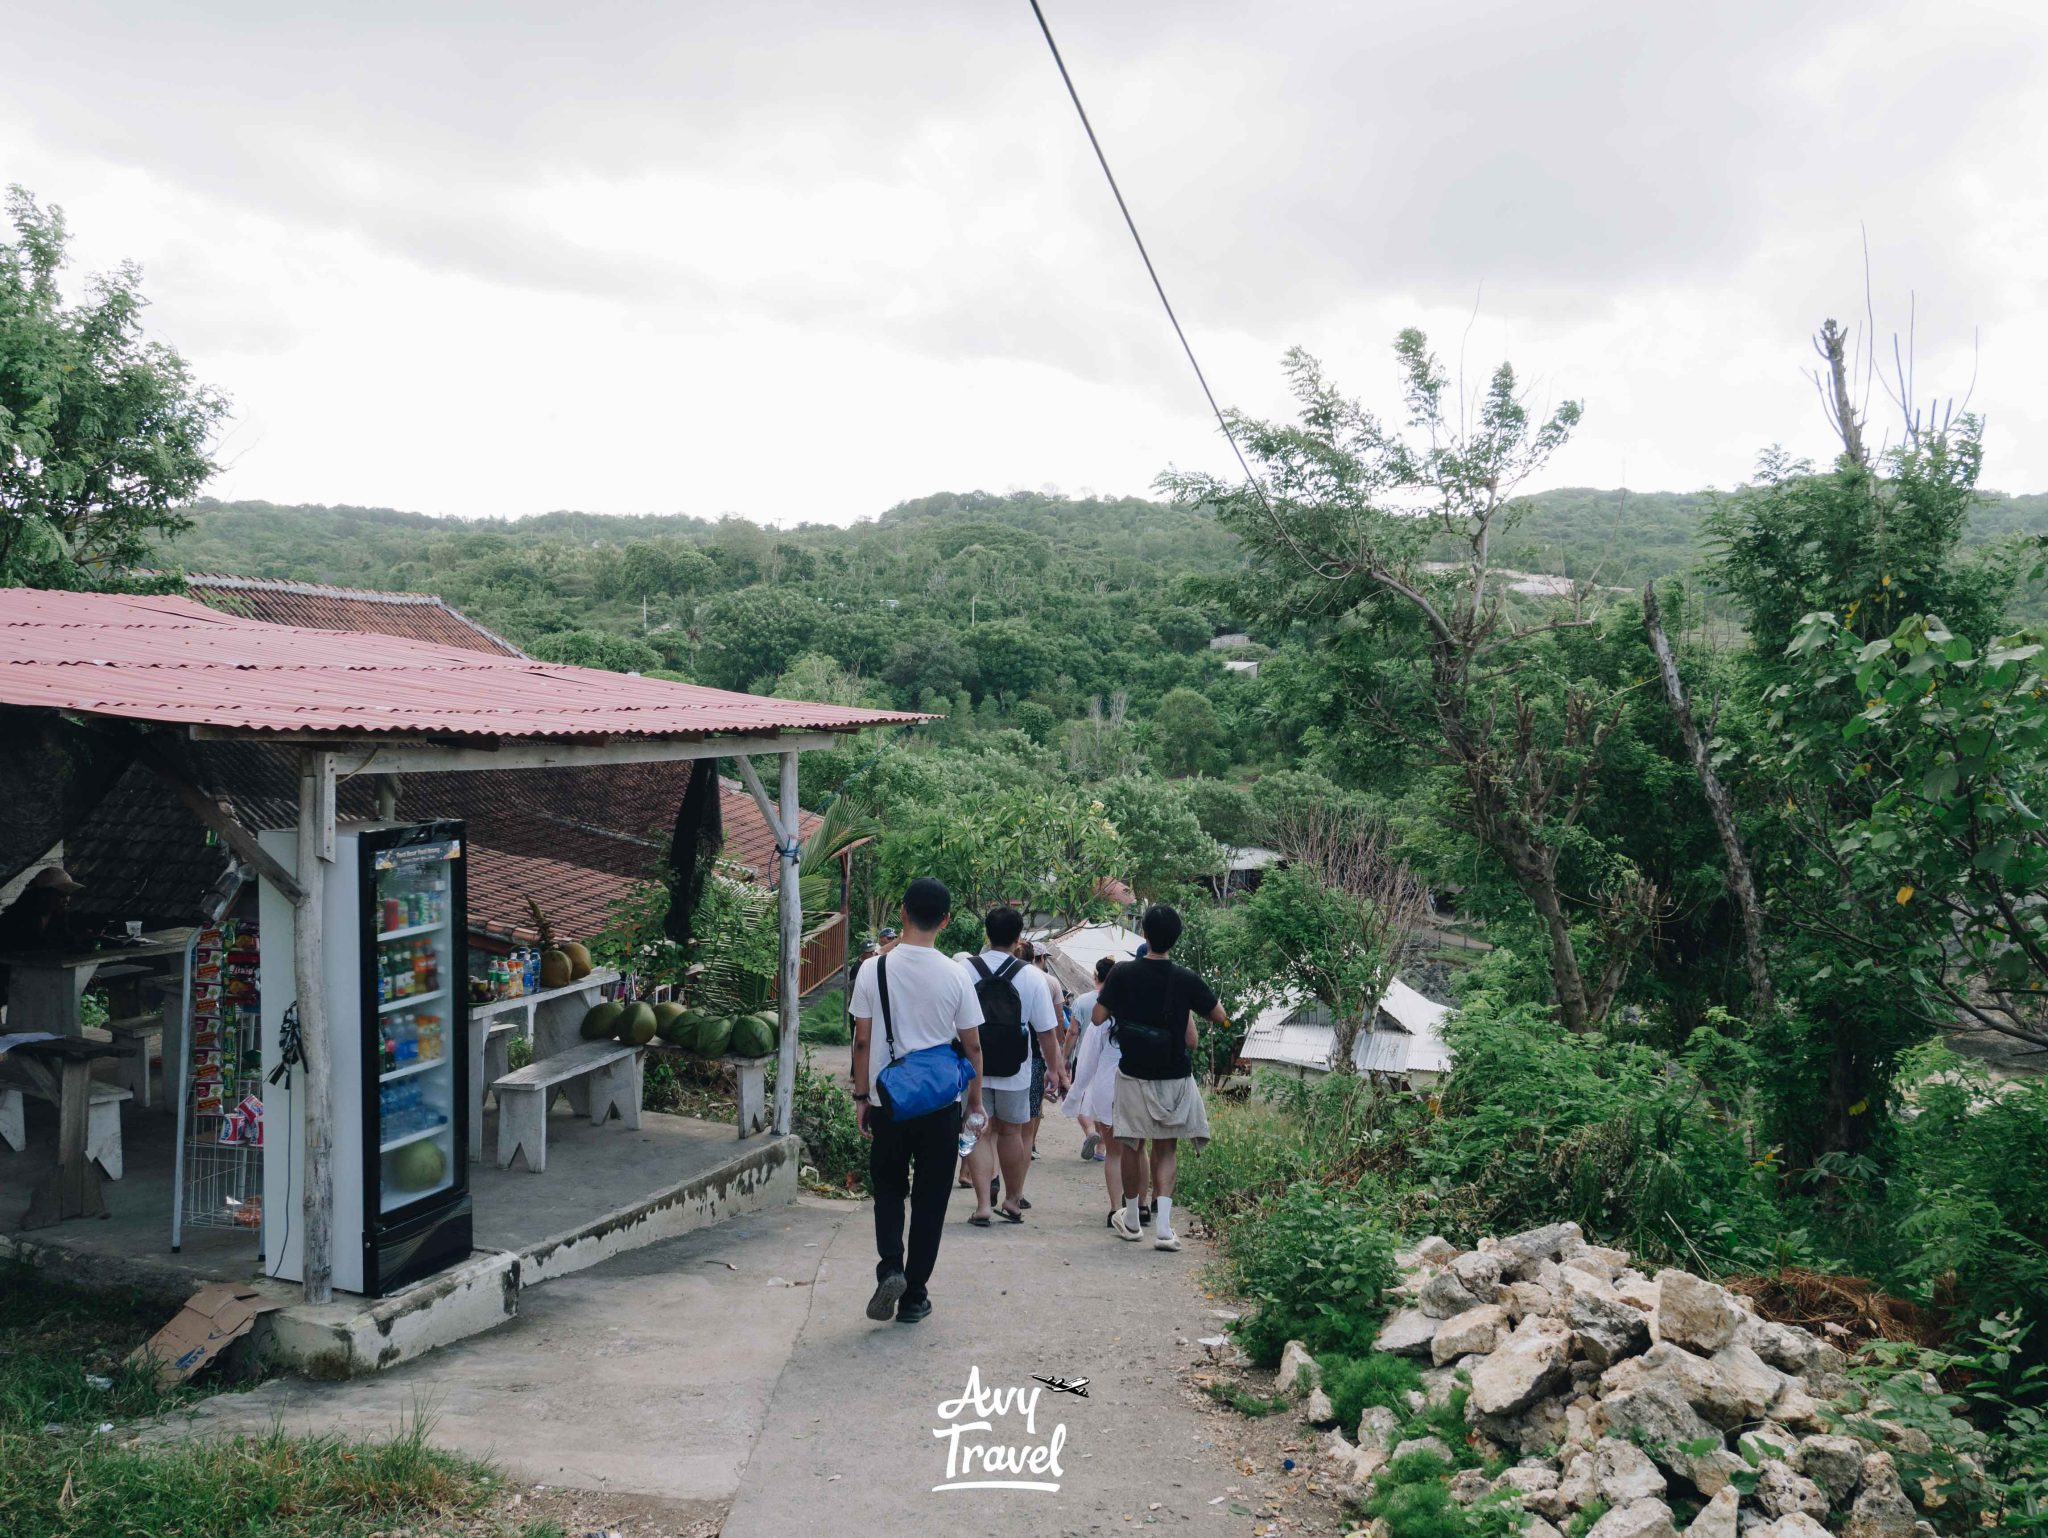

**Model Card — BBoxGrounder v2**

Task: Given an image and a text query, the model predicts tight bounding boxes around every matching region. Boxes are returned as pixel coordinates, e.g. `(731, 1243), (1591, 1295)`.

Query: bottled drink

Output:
(957, 1109), (989, 1160)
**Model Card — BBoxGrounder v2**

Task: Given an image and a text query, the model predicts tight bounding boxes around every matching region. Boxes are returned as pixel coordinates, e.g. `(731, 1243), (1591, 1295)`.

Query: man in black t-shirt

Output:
(1092, 903), (1229, 1252)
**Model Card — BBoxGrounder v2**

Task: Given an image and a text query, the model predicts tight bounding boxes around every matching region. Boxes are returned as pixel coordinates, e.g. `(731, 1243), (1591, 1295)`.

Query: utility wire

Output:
(1025, 0), (1274, 513)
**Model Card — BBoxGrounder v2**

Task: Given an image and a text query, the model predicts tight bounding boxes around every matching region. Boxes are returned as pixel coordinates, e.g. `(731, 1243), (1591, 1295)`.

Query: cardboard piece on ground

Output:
(129, 1282), (283, 1388)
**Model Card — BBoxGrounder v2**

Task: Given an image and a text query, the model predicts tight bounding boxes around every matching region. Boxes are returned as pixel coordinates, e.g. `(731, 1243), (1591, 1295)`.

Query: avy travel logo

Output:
(931, 1366), (1072, 1492)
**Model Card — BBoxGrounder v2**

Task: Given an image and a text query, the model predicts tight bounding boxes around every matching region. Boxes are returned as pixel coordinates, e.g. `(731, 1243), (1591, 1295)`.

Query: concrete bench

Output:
(0, 1079), (131, 1178)
(493, 1040), (640, 1173)
(718, 1054), (770, 1139)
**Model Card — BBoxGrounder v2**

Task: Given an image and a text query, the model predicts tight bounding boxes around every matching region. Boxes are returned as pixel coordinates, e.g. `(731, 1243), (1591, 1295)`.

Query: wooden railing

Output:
(798, 912), (847, 997)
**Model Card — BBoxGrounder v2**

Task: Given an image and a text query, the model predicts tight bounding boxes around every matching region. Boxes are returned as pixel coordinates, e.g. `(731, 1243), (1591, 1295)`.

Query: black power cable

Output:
(1025, 0), (1274, 514)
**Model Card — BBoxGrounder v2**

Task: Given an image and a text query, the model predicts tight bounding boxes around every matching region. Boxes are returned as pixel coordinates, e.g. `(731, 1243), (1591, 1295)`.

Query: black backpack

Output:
(1112, 969), (1189, 1080)
(970, 956), (1030, 1077)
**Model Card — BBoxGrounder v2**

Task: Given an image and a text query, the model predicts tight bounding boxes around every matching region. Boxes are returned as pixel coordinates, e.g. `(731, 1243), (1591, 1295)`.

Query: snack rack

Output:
(172, 917), (265, 1244)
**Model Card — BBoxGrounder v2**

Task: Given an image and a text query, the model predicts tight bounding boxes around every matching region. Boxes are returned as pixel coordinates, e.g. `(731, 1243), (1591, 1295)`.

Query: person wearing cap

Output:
(0, 866), (86, 1008)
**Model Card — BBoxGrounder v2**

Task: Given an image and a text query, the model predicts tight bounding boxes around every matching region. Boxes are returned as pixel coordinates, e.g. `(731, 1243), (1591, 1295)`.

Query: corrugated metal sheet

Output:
(185, 574), (525, 656)
(0, 589), (921, 740)
(1237, 978), (1455, 1077)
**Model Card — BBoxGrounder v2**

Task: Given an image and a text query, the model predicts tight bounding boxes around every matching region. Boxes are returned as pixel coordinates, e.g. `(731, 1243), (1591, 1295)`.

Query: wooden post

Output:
(773, 752), (803, 1137)
(295, 750), (337, 1305)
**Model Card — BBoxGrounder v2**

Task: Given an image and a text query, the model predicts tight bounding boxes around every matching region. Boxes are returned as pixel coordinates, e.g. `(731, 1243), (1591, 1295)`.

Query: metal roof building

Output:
(1236, 977), (1454, 1083)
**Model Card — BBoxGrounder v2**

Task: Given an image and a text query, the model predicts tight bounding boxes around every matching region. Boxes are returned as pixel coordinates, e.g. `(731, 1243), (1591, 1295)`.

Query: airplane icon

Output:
(1033, 1374), (1090, 1397)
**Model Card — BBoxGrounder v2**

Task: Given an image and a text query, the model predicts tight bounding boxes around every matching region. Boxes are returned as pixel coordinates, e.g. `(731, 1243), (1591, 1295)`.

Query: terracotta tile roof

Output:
(0, 589), (923, 740)
(183, 574), (525, 657)
(464, 844), (636, 945)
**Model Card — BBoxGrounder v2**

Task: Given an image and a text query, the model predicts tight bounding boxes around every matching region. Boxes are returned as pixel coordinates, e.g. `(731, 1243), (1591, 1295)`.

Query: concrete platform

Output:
(0, 1094), (797, 1374)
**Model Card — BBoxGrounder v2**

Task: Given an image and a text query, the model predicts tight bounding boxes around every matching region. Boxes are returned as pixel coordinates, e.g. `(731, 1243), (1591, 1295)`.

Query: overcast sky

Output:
(6, 1), (2044, 525)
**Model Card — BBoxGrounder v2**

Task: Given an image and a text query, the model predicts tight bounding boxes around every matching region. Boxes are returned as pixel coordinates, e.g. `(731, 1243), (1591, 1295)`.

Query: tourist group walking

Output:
(848, 877), (1227, 1324)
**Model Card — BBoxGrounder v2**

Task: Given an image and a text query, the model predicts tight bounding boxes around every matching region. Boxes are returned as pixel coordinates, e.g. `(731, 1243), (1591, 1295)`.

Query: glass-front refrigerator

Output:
(359, 820), (471, 1294)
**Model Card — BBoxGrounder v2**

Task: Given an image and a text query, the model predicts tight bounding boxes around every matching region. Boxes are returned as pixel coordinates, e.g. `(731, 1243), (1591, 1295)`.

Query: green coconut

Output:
(390, 1138), (446, 1192)
(580, 1000), (626, 1040)
(652, 1001), (688, 1042)
(618, 1002), (658, 1046)
(730, 1015), (775, 1059)
(693, 1015), (734, 1059)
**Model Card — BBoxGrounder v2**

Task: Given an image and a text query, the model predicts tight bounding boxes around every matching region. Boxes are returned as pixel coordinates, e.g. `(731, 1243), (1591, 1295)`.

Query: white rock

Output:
(1305, 1385), (1337, 1425)
(1504, 1280), (1561, 1321)
(1196, 1335), (1242, 1364)
(1278, 1339), (1320, 1397)
(1374, 1307), (1441, 1358)
(1587, 1497), (1680, 1538)
(1614, 1271), (1663, 1312)
(1392, 1433), (1454, 1465)
(1421, 1251), (1505, 1318)
(1468, 1316), (1572, 1417)
(1844, 1452), (1919, 1538)
(1793, 1433), (1864, 1504)
(1497, 1222), (1585, 1272)
(1753, 1517), (1832, 1538)
(1654, 1269), (1745, 1353)
(1357, 1405), (1400, 1450)
(1595, 1438), (1668, 1504)
(1450, 1468), (1494, 1504)
(1524, 1521), (1566, 1538)
(1741, 1317), (1823, 1376)
(1495, 1462), (1564, 1519)
(1433, 1303), (1510, 1365)
(1753, 1460), (1829, 1521)
(1558, 1449), (1597, 1510)
(1413, 1234), (1458, 1264)
(1570, 1285), (1652, 1368)
(1561, 1262), (1622, 1299)
(1709, 1341), (1793, 1421)
(1686, 1486), (1741, 1538)
(1595, 1379), (1742, 1495)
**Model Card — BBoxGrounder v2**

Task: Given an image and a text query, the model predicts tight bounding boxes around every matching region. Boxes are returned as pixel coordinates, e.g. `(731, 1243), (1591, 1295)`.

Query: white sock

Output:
(1123, 1196), (1141, 1228)
(1155, 1197), (1174, 1234)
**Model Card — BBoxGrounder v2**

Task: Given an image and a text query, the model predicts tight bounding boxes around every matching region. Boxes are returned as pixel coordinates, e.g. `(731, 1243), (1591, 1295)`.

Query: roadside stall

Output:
(0, 589), (916, 1359)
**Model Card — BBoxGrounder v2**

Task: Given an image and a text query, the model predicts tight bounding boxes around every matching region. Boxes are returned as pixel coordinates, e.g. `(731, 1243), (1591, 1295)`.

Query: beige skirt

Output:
(1111, 1072), (1212, 1149)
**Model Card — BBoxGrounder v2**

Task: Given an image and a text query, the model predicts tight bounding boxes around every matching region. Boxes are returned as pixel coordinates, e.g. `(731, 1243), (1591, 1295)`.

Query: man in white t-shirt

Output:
(958, 906), (1065, 1225)
(849, 877), (985, 1325)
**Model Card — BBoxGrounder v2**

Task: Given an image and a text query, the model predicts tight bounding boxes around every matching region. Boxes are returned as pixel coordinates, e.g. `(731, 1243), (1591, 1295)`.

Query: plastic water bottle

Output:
(957, 1109), (988, 1160)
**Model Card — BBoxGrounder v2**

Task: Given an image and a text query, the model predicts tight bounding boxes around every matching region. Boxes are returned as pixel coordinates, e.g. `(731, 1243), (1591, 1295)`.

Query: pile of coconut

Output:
(1278, 1223), (1936, 1538)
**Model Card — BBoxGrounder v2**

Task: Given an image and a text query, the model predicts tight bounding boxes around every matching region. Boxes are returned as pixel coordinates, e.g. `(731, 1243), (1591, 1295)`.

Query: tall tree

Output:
(0, 187), (229, 587)
(1165, 334), (1650, 1033)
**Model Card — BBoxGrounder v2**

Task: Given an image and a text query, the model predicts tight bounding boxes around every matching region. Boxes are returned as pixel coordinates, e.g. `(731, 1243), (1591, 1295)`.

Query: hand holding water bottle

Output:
(956, 1108), (989, 1160)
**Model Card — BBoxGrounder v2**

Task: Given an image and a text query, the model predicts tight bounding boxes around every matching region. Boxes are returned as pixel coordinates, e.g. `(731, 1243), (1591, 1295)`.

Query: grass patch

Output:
(799, 989), (850, 1046)
(0, 1264), (503, 1538)
(1203, 1381), (1290, 1417)
(1320, 1351), (1424, 1432)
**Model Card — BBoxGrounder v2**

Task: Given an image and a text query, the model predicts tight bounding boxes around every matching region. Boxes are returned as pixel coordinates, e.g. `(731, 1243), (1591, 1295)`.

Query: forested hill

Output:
(167, 485), (2048, 601)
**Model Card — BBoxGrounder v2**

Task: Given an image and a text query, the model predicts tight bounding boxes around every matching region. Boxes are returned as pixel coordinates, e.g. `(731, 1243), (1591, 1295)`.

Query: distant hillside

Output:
(165, 484), (2047, 595)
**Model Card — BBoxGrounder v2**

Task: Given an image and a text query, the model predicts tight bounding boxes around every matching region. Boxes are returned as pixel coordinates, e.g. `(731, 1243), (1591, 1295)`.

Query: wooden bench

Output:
(0, 1079), (131, 1178)
(102, 1014), (164, 1110)
(493, 1040), (641, 1173)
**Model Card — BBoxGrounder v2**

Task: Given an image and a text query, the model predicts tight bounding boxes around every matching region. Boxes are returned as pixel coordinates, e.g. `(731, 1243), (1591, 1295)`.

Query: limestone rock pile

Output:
(1295, 1224), (1934, 1538)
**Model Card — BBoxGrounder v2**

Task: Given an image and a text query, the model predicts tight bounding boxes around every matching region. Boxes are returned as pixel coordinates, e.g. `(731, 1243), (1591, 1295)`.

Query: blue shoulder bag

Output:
(873, 954), (976, 1120)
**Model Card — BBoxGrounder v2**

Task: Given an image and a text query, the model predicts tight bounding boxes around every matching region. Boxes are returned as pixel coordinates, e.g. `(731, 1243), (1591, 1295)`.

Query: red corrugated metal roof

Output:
(465, 843), (635, 944)
(0, 589), (921, 740)
(184, 574), (524, 657)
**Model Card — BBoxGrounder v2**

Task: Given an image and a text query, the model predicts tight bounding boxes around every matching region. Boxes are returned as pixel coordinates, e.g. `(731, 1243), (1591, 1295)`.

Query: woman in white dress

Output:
(1062, 955), (1148, 1224)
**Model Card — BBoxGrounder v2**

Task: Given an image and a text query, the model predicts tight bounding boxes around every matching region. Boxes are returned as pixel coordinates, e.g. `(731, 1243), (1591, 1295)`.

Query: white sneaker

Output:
(1153, 1230), (1182, 1252)
(1110, 1210), (1143, 1242)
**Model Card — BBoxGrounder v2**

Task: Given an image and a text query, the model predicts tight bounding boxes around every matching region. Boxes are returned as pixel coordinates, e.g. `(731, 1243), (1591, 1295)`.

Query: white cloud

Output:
(3, 0), (2043, 523)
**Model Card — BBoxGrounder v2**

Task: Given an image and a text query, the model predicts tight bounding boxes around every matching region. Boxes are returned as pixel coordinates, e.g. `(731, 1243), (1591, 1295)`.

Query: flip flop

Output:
(1018, 1197), (1033, 1210)
(998, 1207), (1026, 1224)
(968, 1213), (992, 1227)
(1080, 1133), (1100, 1161)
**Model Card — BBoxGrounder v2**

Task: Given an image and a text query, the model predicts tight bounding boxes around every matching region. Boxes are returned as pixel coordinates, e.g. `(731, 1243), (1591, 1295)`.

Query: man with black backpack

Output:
(1093, 903), (1229, 1252)
(959, 906), (1066, 1226)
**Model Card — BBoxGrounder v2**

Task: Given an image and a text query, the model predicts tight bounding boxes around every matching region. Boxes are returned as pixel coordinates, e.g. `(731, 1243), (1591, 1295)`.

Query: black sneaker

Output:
(896, 1295), (933, 1324)
(866, 1269), (908, 1321)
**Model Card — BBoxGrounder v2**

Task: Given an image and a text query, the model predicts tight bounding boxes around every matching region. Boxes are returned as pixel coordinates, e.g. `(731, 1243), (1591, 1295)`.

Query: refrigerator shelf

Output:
(378, 1120), (450, 1155)
(376, 921), (441, 942)
(378, 1055), (445, 1084)
(379, 987), (446, 1013)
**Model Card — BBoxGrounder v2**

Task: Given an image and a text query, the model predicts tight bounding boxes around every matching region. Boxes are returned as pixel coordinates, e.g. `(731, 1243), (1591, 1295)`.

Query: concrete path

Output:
(158, 1113), (1238, 1532)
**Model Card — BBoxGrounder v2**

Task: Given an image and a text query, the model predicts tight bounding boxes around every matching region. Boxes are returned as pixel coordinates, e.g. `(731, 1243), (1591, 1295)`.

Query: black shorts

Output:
(1028, 1053), (1047, 1119)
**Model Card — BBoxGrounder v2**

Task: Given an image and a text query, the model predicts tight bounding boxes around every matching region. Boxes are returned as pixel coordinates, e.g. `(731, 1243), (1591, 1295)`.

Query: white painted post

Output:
(774, 751), (802, 1137)
(295, 750), (337, 1305)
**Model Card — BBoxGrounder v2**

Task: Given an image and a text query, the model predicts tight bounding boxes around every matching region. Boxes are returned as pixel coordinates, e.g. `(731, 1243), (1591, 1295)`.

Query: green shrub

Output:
(768, 1051), (867, 1193)
(799, 988), (851, 1046)
(1227, 1181), (1398, 1365)
(1319, 1352), (1424, 1433)
(1415, 991), (1784, 1272)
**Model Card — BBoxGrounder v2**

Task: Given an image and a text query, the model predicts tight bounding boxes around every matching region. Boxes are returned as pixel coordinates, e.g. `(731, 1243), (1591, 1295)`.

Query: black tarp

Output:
(663, 758), (724, 946)
(0, 709), (137, 891)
